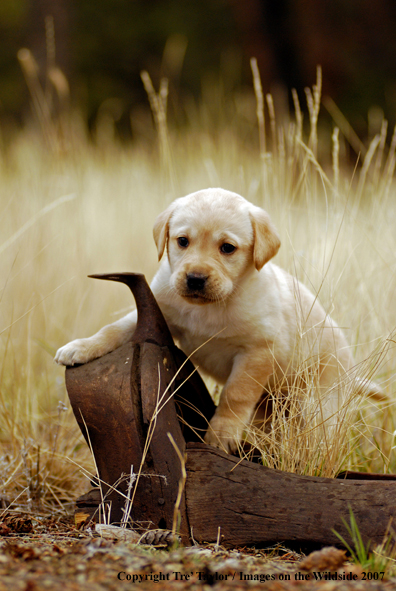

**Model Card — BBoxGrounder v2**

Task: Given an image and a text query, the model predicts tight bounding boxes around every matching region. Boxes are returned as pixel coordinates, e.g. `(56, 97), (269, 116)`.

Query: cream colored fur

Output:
(55, 188), (381, 452)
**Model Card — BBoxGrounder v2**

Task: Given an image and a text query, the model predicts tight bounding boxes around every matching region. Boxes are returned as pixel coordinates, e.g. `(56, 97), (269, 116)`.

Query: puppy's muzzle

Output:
(186, 273), (207, 292)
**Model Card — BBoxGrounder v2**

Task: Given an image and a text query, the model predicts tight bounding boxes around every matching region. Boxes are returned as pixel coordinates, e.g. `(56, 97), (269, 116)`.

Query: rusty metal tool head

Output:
(88, 273), (174, 346)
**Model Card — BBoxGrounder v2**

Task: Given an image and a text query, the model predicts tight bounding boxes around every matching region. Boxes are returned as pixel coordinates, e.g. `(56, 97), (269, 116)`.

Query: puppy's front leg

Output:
(55, 309), (137, 366)
(204, 351), (274, 453)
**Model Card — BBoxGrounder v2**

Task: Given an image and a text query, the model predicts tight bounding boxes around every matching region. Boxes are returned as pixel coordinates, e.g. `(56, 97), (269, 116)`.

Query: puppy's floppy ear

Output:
(249, 207), (281, 270)
(153, 203), (175, 260)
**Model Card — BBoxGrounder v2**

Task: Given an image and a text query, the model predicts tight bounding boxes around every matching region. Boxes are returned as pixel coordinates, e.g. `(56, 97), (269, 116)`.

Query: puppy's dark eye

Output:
(177, 237), (189, 248)
(220, 243), (236, 254)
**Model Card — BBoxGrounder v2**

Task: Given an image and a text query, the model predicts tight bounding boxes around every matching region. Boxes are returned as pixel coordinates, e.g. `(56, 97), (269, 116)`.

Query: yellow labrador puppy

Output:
(55, 188), (380, 452)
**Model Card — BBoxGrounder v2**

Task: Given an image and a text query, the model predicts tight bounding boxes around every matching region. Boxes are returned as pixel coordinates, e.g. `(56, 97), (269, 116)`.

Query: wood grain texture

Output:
(185, 442), (396, 549)
(66, 340), (190, 537)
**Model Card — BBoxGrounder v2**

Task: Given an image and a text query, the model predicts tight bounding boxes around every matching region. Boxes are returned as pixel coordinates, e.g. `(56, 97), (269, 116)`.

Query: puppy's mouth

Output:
(182, 292), (214, 304)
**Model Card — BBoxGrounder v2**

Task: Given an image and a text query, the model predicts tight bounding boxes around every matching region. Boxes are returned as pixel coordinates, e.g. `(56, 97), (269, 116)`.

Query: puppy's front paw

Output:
(204, 415), (244, 454)
(54, 338), (99, 366)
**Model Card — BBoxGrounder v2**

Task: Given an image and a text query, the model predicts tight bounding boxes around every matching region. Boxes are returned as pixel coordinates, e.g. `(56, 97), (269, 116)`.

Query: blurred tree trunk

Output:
(228, 0), (300, 92)
(228, 0), (396, 131)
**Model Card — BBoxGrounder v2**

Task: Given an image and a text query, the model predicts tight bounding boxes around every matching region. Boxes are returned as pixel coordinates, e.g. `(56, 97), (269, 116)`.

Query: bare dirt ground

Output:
(0, 511), (394, 591)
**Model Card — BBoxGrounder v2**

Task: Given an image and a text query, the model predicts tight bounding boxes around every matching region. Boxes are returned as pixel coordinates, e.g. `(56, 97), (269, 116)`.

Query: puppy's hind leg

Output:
(312, 356), (356, 450)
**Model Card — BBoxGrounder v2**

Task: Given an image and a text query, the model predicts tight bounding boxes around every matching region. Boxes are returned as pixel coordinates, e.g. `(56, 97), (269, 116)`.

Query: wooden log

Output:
(67, 340), (188, 534)
(67, 342), (139, 525)
(185, 442), (396, 549)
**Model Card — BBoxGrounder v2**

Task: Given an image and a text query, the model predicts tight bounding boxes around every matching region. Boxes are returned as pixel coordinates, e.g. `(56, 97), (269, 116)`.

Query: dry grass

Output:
(1, 64), (396, 511)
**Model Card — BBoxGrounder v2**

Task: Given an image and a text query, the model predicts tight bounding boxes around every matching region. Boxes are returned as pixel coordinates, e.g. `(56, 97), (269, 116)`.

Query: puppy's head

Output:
(153, 188), (280, 304)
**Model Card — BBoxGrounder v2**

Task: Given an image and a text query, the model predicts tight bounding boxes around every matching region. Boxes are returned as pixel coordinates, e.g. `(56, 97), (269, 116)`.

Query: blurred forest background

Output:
(1, 0), (396, 142)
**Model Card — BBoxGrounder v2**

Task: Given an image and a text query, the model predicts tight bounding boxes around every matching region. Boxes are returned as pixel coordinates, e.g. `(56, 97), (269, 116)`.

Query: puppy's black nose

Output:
(186, 273), (207, 291)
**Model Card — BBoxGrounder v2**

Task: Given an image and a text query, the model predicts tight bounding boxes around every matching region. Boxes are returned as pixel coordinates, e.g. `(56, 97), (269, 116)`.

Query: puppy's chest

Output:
(166, 304), (240, 342)
(164, 306), (243, 380)
(177, 330), (239, 383)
